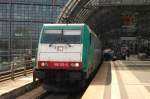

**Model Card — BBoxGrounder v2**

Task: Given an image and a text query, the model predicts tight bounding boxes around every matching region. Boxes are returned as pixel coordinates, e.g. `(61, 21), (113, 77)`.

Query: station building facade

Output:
(0, 0), (69, 63)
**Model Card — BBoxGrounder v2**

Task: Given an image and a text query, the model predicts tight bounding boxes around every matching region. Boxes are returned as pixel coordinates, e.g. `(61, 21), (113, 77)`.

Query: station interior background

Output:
(0, 0), (150, 72)
(0, 0), (69, 71)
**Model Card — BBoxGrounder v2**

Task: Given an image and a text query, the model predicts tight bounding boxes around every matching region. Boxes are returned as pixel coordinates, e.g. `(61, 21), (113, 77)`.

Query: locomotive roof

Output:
(43, 24), (85, 27)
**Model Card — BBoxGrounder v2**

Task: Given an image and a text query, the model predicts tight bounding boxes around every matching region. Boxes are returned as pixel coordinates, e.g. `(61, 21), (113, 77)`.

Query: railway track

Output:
(16, 85), (82, 99)
(43, 93), (81, 99)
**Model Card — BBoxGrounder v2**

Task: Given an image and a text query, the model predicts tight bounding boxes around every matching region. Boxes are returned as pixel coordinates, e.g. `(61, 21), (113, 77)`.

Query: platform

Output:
(0, 74), (33, 98)
(82, 60), (150, 99)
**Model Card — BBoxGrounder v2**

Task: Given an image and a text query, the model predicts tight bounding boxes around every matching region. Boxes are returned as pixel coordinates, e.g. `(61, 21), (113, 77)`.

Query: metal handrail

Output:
(0, 59), (35, 80)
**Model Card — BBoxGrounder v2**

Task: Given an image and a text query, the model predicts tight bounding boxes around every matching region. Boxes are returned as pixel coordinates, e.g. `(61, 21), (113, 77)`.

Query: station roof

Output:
(57, 0), (150, 40)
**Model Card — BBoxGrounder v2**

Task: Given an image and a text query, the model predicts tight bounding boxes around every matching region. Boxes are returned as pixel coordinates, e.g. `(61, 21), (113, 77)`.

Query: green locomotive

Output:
(34, 23), (102, 91)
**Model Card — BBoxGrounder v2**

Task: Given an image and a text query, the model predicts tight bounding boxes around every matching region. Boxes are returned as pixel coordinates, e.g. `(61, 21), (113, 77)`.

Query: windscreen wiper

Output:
(49, 37), (60, 47)
(49, 30), (72, 47)
(61, 30), (72, 47)
(62, 38), (72, 47)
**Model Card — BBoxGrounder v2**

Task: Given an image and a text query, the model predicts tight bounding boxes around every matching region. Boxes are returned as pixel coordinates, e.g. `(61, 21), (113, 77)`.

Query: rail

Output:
(16, 86), (81, 99)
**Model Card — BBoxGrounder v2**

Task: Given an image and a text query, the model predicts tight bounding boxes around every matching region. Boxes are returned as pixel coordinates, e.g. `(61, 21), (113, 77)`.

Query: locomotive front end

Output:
(34, 24), (85, 91)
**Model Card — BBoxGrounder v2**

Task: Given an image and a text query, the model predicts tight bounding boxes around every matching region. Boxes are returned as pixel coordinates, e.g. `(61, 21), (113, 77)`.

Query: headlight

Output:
(75, 63), (79, 67)
(41, 62), (45, 67)
(40, 62), (48, 67)
(70, 62), (80, 68)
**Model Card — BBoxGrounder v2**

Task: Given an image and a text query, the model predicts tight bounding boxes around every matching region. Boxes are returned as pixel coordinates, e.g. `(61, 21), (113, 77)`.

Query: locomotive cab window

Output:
(63, 30), (81, 44)
(40, 29), (81, 44)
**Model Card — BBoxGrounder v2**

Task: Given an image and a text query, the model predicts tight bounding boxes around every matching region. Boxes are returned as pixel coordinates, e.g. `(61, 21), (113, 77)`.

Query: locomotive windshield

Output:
(40, 29), (81, 44)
